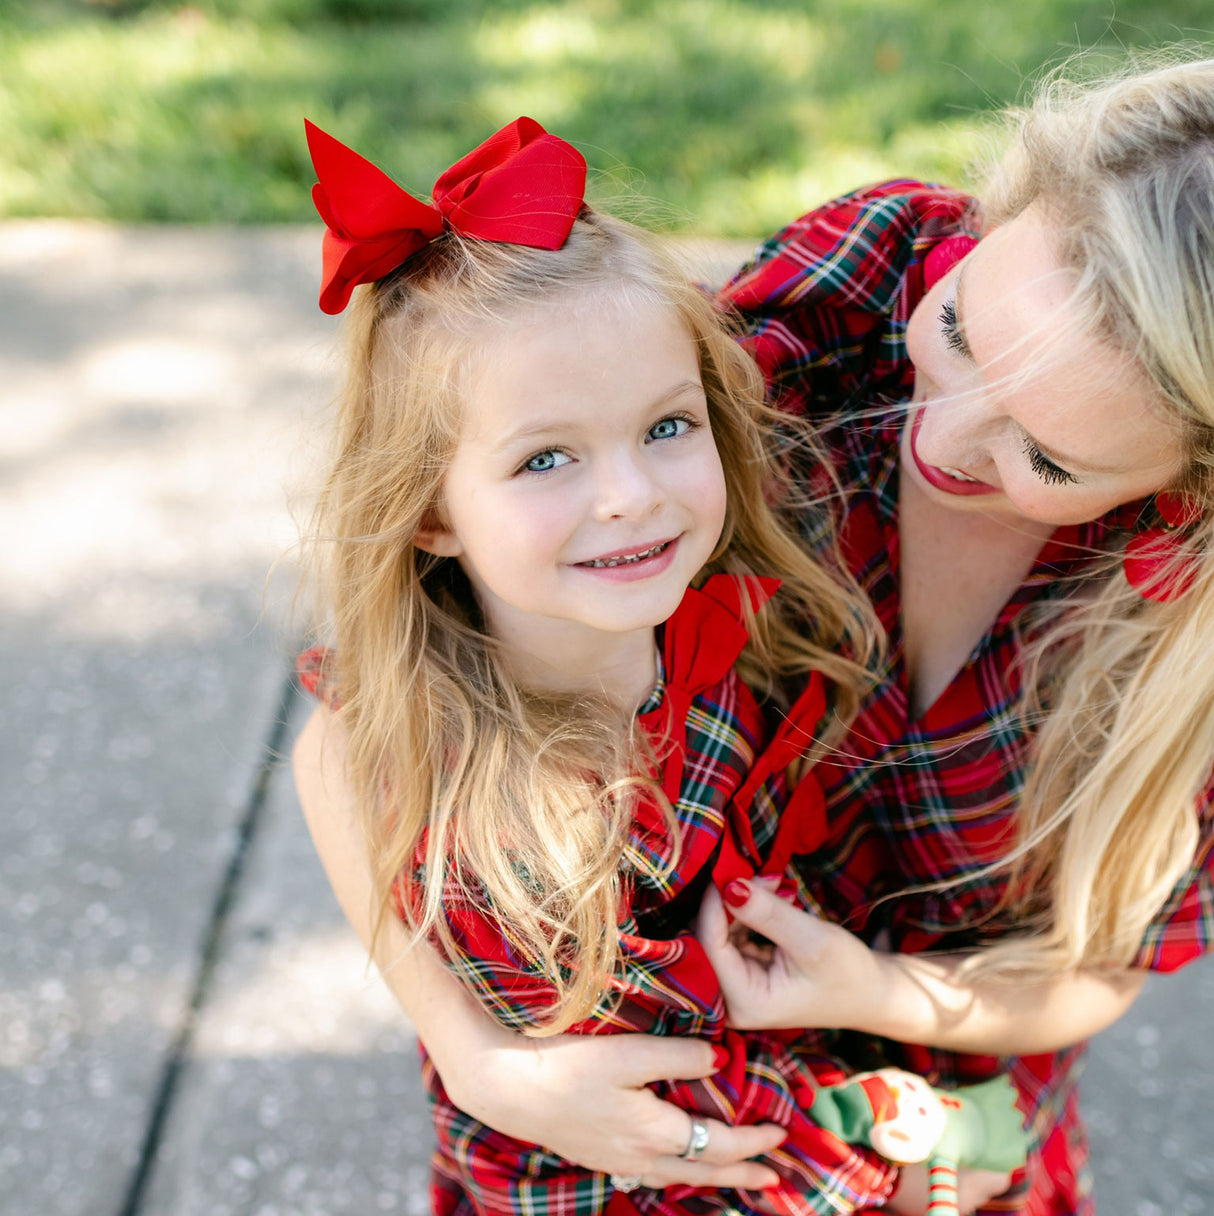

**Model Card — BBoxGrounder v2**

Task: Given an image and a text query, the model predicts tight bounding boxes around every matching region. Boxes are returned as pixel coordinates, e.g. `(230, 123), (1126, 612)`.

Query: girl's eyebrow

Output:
(490, 379), (706, 453)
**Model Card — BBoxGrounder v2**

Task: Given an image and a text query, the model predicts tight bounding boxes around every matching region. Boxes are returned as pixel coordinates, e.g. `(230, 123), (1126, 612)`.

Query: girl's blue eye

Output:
(647, 416), (691, 442)
(523, 449), (571, 474)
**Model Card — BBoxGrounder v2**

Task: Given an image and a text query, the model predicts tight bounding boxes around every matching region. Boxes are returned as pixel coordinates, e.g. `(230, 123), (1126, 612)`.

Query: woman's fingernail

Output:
(723, 879), (751, 908)
(711, 1045), (731, 1071)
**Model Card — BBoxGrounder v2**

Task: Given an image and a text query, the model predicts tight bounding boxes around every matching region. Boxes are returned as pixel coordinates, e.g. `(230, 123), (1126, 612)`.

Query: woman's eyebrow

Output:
(1017, 424), (1124, 475)
(960, 265), (1129, 476)
(952, 264), (976, 362)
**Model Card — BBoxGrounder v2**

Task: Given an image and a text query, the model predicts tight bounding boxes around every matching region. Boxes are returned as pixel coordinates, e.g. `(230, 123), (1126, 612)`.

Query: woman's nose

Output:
(918, 389), (993, 467)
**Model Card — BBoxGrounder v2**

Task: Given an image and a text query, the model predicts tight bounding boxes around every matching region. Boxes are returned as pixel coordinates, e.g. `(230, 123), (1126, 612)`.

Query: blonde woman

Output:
(688, 54), (1214, 1214)
(295, 56), (1214, 1216)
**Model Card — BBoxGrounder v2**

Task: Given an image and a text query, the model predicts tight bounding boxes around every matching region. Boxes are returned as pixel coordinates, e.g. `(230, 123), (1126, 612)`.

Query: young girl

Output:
(294, 117), (982, 1216)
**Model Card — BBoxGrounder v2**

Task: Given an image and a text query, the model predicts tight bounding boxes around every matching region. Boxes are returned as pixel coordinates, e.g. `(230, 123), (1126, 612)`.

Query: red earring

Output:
(923, 235), (978, 291)
(1123, 491), (1203, 602)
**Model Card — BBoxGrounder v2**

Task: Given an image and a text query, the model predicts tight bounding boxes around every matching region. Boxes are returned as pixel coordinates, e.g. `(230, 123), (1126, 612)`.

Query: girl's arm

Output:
(293, 704), (786, 1187)
(698, 882), (1145, 1056)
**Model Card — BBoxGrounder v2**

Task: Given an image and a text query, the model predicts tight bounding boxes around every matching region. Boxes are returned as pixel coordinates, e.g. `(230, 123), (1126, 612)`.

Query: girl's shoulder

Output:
(658, 572), (781, 692)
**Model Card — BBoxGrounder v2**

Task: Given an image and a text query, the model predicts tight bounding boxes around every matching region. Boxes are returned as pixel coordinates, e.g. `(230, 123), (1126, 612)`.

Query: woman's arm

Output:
(293, 705), (786, 1187)
(698, 881), (1145, 1056)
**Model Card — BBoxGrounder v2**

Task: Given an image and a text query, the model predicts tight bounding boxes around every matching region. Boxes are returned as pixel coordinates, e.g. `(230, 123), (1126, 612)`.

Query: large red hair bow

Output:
(304, 117), (588, 314)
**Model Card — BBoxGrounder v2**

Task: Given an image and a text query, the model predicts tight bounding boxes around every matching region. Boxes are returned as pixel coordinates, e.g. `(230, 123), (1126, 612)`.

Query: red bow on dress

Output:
(304, 117), (588, 314)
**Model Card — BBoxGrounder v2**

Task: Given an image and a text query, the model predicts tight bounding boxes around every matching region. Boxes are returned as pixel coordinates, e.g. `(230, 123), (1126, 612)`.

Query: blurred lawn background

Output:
(2, 0), (1211, 235)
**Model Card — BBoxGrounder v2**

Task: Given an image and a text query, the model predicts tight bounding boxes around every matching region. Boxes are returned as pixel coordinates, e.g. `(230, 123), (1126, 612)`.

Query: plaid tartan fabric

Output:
(716, 182), (1214, 1216)
(408, 575), (898, 1216)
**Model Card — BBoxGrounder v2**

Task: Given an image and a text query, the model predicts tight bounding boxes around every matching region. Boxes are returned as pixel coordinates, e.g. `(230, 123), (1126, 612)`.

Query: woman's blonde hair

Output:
(973, 54), (1214, 975)
(307, 209), (876, 1032)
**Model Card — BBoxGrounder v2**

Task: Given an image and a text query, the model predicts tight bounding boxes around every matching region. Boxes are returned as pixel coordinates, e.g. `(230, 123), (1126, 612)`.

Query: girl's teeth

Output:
(584, 543), (665, 568)
(942, 467), (977, 482)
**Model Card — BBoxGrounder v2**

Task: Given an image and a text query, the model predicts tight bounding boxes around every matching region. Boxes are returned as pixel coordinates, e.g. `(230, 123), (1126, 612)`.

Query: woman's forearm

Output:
(865, 951), (1146, 1056)
(701, 882), (1147, 1057)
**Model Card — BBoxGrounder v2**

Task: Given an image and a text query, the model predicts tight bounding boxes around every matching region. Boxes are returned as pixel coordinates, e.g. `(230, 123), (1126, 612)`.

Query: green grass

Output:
(2, 0), (1211, 233)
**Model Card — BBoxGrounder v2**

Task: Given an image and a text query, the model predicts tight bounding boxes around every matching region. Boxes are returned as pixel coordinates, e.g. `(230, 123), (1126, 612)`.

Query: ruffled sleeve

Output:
(1133, 793), (1214, 972)
(296, 645), (340, 709)
(716, 180), (978, 419)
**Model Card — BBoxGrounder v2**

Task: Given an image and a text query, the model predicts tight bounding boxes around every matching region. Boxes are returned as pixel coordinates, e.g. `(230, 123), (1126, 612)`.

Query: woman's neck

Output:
(898, 473), (1052, 717)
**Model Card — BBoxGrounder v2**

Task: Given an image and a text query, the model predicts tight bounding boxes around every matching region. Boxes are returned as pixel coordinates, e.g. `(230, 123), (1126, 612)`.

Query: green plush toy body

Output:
(811, 1069), (1028, 1214)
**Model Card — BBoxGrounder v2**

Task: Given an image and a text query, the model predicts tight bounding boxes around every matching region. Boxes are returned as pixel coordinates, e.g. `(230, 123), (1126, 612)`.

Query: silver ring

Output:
(679, 1117), (710, 1162)
(610, 1175), (643, 1193)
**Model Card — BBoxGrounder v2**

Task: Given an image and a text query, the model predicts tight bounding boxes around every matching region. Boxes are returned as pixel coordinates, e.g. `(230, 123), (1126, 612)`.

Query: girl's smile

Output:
(573, 536), (680, 577)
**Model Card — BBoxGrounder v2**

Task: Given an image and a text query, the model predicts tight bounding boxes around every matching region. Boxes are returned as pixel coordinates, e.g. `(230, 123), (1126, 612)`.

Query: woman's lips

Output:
(907, 409), (1000, 497)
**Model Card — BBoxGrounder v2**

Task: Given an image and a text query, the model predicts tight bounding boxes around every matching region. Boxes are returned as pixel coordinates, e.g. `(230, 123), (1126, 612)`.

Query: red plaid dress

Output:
(716, 181), (1214, 1216)
(300, 574), (899, 1216)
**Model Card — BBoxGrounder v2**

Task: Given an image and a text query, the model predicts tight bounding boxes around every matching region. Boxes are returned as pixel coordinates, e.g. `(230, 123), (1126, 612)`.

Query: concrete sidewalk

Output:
(1, 222), (1210, 1216)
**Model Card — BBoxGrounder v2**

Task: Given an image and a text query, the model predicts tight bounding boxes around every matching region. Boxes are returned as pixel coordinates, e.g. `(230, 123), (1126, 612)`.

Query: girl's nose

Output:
(593, 452), (663, 521)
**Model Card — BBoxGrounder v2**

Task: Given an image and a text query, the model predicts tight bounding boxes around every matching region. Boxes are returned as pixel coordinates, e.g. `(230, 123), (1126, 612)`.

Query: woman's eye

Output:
(1023, 437), (1079, 486)
(938, 300), (970, 357)
(522, 449), (572, 474)
(647, 415), (693, 442)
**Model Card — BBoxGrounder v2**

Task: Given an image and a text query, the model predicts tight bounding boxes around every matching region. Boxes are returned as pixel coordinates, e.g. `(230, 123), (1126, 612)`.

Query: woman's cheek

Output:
(904, 303), (935, 382)
(998, 473), (1110, 528)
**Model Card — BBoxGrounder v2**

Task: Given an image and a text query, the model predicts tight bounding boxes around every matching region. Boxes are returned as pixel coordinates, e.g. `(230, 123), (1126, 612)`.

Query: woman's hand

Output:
(435, 1024), (786, 1189)
(697, 877), (1147, 1054)
(696, 879), (891, 1031)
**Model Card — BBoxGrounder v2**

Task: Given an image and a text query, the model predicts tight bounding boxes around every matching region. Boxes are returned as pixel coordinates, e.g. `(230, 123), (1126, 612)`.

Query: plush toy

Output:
(810, 1069), (1028, 1215)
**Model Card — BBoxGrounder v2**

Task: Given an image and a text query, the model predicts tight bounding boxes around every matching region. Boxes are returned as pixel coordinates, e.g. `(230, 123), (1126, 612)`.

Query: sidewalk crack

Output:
(114, 661), (301, 1216)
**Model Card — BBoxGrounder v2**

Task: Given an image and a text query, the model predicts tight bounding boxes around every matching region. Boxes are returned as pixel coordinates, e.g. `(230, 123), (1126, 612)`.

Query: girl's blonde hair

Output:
(974, 55), (1214, 975)
(308, 209), (876, 1032)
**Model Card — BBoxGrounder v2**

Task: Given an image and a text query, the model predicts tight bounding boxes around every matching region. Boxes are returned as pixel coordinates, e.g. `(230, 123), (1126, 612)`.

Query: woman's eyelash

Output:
(1022, 436), (1078, 485)
(938, 300), (969, 357)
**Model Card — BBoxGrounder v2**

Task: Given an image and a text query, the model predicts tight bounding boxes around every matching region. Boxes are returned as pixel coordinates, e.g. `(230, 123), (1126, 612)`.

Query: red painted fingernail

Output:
(723, 879), (750, 908)
(711, 1045), (730, 1071)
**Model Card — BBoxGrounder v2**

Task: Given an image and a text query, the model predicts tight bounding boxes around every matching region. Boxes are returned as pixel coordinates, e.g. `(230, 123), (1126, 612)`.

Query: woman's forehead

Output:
(960, 210), (1183, 473)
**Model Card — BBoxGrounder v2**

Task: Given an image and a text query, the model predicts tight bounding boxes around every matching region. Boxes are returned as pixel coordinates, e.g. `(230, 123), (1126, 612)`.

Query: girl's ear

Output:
(413, 509), (462, 557)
